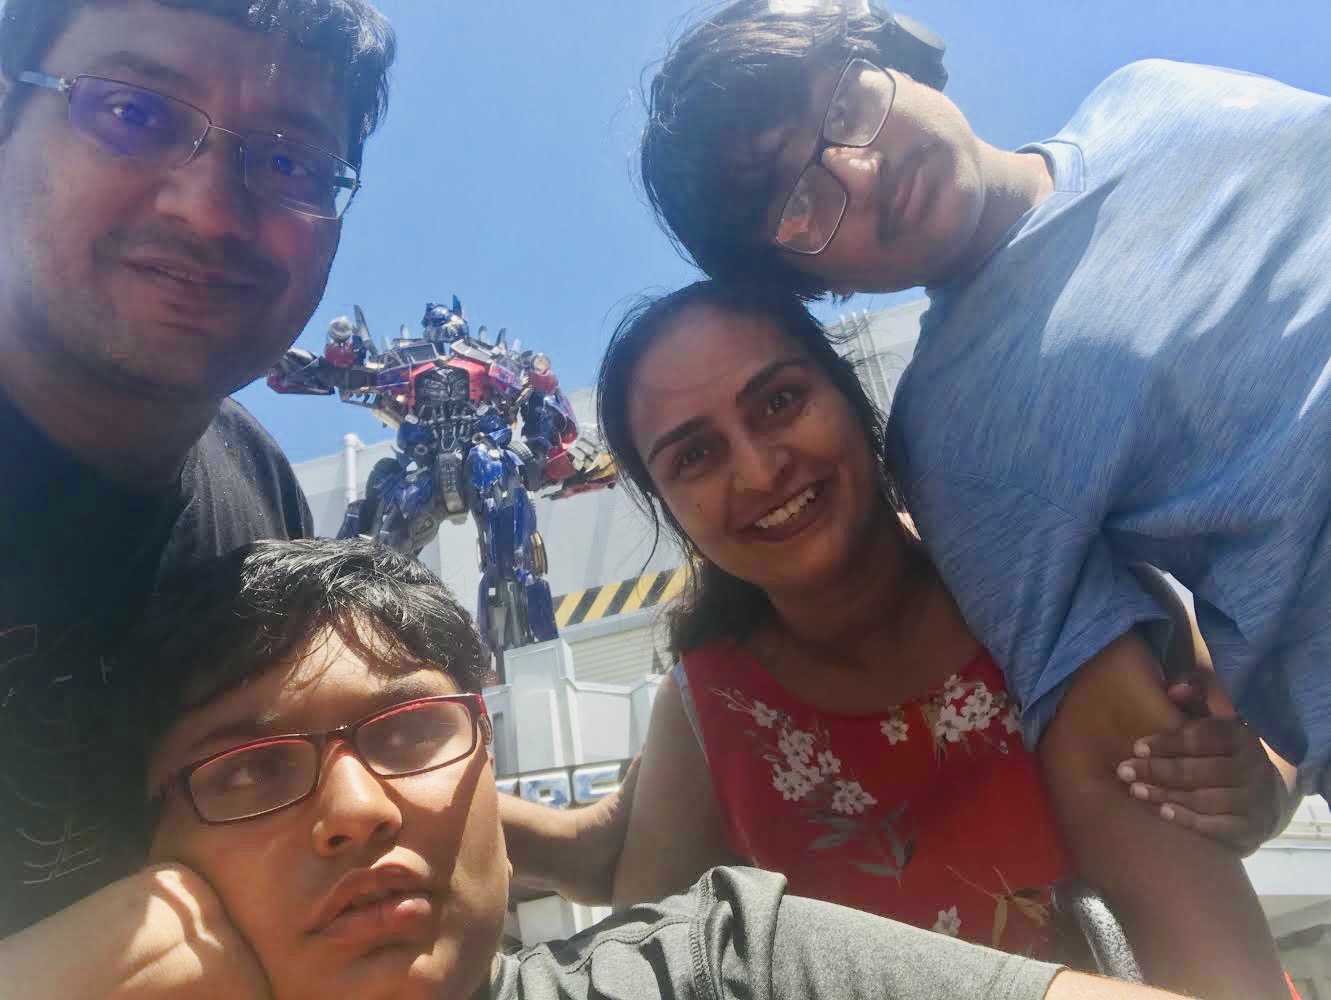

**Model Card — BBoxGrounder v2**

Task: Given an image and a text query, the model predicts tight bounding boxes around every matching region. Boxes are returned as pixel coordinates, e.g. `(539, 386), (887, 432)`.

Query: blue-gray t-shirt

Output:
(887, 59), (1331, 793)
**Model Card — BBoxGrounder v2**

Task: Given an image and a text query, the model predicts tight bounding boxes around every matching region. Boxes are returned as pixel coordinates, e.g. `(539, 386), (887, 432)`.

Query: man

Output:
(7, 535), (1202, 999)
(0, 0), (394, 939)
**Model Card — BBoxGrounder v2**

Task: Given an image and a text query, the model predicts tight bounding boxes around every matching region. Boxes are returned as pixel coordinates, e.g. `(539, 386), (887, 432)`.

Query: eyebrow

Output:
(81, 52), (344, 154)
(85, 51), (196, 91)
(644, 358), (809, 466)
(182, 675), (454, 758)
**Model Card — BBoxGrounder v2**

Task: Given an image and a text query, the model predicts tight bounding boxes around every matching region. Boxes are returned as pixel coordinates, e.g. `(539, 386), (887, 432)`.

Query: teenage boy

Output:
(12, 536), (1201, 1000)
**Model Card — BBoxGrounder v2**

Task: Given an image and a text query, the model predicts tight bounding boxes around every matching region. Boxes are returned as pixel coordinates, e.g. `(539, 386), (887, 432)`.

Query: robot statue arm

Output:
(515, 353), (616, 497)
(266, 347), (338, 396)
(541, 424), (618, 498)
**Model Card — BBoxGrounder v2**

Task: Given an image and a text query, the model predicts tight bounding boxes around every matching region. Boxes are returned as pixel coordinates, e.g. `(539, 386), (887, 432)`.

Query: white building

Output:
(291, 301), (1330, 991)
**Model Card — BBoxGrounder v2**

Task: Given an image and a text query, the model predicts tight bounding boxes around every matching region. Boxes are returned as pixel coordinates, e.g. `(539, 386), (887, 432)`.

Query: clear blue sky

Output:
(237, 0), (1331, 463)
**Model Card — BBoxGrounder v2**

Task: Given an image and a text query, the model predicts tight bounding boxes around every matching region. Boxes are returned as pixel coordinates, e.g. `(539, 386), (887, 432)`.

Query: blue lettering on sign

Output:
(572, 764), (623, 805)
(519, 772), (572, 809)
(498, 759), (633, 809)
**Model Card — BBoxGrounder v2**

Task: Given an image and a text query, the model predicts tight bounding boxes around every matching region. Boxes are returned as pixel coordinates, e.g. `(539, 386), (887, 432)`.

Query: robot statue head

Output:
(327, 316), (356, 343)
(324, 315), (364, 368)
(421, 296), (470, 344)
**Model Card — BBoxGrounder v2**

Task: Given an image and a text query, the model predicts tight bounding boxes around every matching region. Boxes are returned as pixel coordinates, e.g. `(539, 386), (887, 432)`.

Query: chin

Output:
(291, 948), (454, 1000)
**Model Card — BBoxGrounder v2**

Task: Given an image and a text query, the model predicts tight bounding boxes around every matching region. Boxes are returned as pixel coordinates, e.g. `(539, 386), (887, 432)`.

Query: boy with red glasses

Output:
(6, 537), (1209, 999)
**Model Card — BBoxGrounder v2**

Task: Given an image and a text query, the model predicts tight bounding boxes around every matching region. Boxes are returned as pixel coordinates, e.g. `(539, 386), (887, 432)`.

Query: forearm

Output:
(1042, 635), (1287, 999)
(500, 790), (624, 905)
(0, 866), (262, 1000)
(1044, 970), (1196, 1000)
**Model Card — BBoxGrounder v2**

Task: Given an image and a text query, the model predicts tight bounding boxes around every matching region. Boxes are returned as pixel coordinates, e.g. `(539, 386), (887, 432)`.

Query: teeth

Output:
(755, 486), (816, 530)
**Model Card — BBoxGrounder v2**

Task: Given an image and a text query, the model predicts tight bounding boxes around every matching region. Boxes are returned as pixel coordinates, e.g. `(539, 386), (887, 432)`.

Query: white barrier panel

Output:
(496, 760), (633, 808)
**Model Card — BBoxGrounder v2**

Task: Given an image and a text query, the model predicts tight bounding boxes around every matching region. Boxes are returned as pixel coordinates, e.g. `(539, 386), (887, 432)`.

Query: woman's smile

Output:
(740, 478), (832, 543)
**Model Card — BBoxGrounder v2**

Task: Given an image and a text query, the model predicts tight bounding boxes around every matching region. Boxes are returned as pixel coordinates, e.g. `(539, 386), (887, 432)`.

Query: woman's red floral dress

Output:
(679, 640), (1071, 957)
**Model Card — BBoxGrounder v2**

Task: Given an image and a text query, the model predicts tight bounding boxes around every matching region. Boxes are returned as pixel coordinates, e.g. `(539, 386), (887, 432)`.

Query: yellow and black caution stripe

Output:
(553, 567), (687, 628)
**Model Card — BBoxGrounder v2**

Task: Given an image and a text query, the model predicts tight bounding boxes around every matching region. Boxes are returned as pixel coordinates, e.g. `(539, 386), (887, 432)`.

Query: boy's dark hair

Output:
(0, 0), (396, 164)
(641, 0), (945, 300)
(118, 538), (486, 827)
(596, 279), (902, 655)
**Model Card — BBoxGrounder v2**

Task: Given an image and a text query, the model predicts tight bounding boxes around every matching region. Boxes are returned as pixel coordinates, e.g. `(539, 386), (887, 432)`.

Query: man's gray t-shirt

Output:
(487, 867), (1061, 1000)
(888, 60), (1331, 792)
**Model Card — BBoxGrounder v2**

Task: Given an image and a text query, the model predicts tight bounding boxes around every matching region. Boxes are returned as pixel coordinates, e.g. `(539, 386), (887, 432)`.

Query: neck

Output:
(0, 326), (217, 490)
(764, 511), (959, 673)
(948, 141), (1055, 282)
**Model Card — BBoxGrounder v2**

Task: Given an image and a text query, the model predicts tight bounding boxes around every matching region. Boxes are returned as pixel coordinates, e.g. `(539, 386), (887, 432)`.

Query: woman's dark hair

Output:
(641, 0), (943, 301)
(597, 279), (901, 655)
(0, 0), (396, 165)
(110, 537), (486, 842)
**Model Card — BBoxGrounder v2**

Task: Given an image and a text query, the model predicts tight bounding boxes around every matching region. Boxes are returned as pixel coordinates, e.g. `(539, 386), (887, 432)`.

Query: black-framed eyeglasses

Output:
(774, 58), (897, 255)
(159, 694), (492, 825)
(16, 71), (360, 220)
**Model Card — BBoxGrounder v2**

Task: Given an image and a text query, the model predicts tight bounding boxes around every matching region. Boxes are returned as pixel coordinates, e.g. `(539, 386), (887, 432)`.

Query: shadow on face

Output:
(145, 629), (510, 1000)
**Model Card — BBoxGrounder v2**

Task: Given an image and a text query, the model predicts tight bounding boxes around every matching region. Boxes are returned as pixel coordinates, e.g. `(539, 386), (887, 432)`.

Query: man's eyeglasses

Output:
(17, 71), (360, 220)
(159, 694), (491, 825)
(774, 58), (896, 255)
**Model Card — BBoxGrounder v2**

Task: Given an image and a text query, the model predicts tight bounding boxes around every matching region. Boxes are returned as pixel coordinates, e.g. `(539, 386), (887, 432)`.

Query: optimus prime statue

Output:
(267, 297), (615, 668)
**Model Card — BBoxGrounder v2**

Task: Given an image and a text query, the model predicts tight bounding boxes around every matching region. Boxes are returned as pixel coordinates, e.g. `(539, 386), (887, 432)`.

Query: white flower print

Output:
(778, 727), (816, 764)
(771, 763), (817, 802)
(940, 674), (967, 703)
(961, 686), (998, 730)
(934, 704), (970, 743)
(816, 750), (842, 776)
(830, 779), (878, 815)
(932, 906), (962, 937)
(880, 712), (909, 745)
(1001, 700), (1021, 735)
(751, 700), (778, 728)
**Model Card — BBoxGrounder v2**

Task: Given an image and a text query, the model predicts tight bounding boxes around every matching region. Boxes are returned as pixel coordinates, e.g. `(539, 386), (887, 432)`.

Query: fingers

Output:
(1117, 752), (1242, 791)
(1152, 801), (1259, 851)
(1165, 677), (1210, 718)
(1122, 781), (1249, 815)
(1133, 717), (1245, 760)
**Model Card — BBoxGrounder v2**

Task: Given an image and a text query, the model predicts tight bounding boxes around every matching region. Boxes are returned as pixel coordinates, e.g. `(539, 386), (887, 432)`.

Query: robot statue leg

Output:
(477, 566), (503, 656)
(336, 500), (365, 540)
(521, 572), (558, 643)
(511, 486), (559, 642)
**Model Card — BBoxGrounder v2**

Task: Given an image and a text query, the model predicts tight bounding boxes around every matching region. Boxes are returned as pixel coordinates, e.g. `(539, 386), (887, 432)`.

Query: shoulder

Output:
(175, 399), (311, 554)
(207, 397), (290, 459)
(679, 638), (745, 675)
(1072, 59), (1325, 137)
(1083, 59), (1238, 106)
(509, 868), (789, 991)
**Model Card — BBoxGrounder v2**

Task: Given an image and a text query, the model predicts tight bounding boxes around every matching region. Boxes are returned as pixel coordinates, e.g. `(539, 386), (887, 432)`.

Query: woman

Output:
(592, 280), (1291, 999)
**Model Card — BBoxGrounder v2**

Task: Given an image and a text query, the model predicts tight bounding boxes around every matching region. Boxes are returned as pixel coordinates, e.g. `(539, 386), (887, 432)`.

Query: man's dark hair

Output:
(641, 0), (944, 300)
(113, 538), (487, 834)
(596, 279), (903, 655)
(0, 0), (395, 164)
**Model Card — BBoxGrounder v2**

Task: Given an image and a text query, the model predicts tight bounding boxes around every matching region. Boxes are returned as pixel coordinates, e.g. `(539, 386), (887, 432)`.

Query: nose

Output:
(310, 747), (403, 857)
(731, 435), (790, 495)
(821, 144), (883, 208)
(153, 128), (260, 242)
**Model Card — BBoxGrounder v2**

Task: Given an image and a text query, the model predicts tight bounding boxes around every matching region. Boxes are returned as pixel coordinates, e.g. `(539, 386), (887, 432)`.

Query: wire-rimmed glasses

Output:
(17, 71), (360, 219)
(774, 58), (897, 255)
